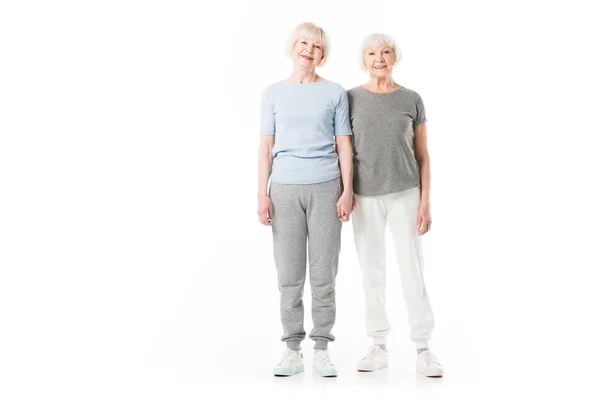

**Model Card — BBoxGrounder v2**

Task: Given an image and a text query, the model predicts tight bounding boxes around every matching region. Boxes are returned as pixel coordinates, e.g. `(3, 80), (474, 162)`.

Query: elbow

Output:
(336, 140), (352, 156)
(263, 146), (273, 158)
(416, 153), (430, 166)
(259, 143), (274, 159)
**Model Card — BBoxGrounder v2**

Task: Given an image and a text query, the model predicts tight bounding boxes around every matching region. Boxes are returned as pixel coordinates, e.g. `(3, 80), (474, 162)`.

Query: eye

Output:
(315, 45), (321, 49)
(368, 52), (374, 55)
(384, 50), (391, 54)
(301, 41), (307, 44)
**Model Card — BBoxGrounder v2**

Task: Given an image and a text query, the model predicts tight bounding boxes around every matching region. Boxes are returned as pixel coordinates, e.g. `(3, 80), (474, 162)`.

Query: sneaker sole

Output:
(314, 367), (337, 377)
(357, 361), (389, 372)
(273, 365), (304, 377)
(418, 369), (443, 378)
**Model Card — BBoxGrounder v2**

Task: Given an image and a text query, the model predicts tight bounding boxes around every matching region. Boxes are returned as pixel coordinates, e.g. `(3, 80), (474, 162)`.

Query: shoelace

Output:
(361, 346), (382, 361)
(315, 351), (333, 367)
(278, 351), (299, 366)
(421, 351), (441, 367)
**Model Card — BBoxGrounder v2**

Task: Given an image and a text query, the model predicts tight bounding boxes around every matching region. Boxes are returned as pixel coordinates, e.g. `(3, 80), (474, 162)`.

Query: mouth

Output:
(374, 65), (387, 69)
(301, 55), (314, 61)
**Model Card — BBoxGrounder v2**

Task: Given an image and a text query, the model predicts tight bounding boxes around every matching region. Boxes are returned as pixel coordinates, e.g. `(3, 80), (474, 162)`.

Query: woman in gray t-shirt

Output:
(348, 33), (444, 377)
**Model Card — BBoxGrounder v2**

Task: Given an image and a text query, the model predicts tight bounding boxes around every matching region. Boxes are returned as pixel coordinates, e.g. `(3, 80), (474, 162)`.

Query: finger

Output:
(343, 210), (350, 222)
(425, 220), (432, 234)
(417, 215), (423, 229)
(418, 219), (429, 235)
(259, 210), (271, 226)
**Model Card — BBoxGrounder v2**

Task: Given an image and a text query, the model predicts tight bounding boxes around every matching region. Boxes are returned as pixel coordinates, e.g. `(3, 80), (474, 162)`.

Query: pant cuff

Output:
(286, 340), (301, 351)
(373, 336), (387, 345)
(415, 341), (429, 350)
(313, 340), (328, 350)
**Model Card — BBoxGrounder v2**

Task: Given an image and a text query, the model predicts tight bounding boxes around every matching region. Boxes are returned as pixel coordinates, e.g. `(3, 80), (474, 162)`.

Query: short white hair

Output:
(285, 22), (330, 66)
(359, 32), (402, 70)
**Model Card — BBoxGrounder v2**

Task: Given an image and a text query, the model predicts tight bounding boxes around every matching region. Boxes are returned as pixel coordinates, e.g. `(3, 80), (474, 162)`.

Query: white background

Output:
(1, 0), (599, 398)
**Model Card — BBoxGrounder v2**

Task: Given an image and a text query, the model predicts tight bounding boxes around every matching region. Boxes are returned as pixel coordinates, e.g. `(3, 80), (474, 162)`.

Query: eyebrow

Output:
(301, 38), (322, 45)
(367, 47), (391, 51)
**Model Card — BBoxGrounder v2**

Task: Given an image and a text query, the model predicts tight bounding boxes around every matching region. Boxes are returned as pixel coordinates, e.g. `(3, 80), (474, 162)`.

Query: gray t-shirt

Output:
(347, 86), (427, 196)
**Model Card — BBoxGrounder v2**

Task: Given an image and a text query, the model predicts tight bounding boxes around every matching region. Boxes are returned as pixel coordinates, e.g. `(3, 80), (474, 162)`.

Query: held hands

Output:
(336, 191), (356, 222)
(259, 192), (357, 225)
(417, 200), (432, 235)
(257, 195), (273, 226)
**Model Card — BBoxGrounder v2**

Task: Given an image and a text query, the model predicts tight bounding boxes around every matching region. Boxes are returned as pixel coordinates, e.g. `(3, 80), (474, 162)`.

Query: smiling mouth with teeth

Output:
(374, 65), (387, 69)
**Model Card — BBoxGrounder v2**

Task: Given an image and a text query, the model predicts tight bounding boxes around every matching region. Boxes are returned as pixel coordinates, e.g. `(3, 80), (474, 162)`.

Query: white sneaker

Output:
(273, 348), (304, 376)
(416, 350), (443, 377)
(356, 345), (389, 372)
(313, 350), (338, 377)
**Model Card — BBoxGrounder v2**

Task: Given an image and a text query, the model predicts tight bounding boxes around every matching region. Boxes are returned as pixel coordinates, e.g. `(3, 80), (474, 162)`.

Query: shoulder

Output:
(262, 80), (284, 94)
(261, 81), (286, 104)
(319, 81), (350, 105)
(322, 80), (347, 95)
(346, 86), (364, 100)
(399, 86), (424, 102)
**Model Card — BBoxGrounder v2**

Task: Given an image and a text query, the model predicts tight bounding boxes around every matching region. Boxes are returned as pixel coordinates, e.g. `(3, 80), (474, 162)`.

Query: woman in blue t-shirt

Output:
(257, 22), (353, 378)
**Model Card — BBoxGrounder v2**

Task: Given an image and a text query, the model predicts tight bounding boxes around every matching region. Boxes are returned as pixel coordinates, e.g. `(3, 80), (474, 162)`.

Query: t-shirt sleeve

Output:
(413, 95), (427, 128)
(260, 88), (275, 135)
(334, 90), (352, 136)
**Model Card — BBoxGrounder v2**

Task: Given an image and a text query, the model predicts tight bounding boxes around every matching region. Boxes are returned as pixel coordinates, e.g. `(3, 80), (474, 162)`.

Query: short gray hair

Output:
(360, 33), (402, 70)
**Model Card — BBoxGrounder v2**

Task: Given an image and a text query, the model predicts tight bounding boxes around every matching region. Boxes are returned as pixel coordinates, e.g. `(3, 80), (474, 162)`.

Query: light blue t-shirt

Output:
(260, 80), (352, 185)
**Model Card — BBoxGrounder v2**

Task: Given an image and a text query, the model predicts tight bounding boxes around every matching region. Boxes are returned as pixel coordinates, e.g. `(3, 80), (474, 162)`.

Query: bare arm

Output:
(257, 135), (274, 225)
(335, 135), (353, 222)
(414, 123), (432, 234)
(258, 136), (274, 197)
(335, 135), (353, 194)
(414, 123), (430, 204)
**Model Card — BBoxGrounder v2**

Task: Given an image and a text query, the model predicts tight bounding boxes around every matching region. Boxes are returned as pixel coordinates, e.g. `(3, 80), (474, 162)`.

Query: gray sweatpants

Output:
(270, 178), (342, 351)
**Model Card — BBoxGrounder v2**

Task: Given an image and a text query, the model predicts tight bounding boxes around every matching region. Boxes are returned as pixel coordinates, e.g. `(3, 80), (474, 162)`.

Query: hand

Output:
(417, 201), (431, 235)
(336, 191), (353, 222)
(257, 195), (273, 226)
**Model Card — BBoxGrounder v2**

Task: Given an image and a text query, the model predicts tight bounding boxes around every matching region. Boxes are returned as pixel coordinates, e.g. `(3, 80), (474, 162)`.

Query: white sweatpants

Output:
(352, 187), (434, 349)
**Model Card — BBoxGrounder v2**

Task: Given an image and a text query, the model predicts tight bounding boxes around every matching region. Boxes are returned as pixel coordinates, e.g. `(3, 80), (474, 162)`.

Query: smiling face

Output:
(364, 46), (396, 78)
(293, 37), (324, 69)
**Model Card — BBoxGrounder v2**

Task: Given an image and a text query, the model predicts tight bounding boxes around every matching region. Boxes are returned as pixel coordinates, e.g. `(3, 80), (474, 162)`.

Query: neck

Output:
(366, 76), (397, 91)
(288, 66), (319, 84)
